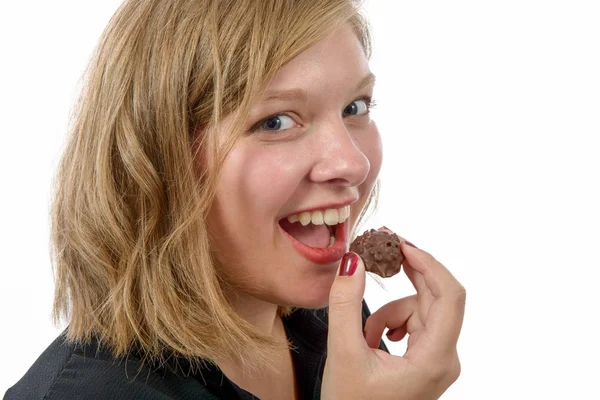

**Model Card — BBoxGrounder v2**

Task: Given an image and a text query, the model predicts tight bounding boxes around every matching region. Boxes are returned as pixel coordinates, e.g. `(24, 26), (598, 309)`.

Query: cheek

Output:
(220, 146), (277, 204)
(234, 147), (304, 206)
(212, 142), (309, 233)
(209, 145), (289, 275)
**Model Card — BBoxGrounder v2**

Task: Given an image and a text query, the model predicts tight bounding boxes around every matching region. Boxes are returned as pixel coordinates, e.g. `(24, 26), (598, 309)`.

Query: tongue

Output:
(280, 219), (331, 248)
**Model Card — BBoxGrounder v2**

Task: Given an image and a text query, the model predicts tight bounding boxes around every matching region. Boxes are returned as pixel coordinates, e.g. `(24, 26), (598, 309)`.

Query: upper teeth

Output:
(286, 206), (350, 226)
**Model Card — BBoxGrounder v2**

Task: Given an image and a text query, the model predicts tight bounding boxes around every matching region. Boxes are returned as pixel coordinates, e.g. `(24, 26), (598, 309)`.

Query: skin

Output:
(323, 240), (466, 399)
(207, 23), (381, 334)
(205, 22), (465, 400)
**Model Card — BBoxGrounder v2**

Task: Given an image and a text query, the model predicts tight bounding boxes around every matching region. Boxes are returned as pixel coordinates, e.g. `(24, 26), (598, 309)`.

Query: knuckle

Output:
(454, 285), (467, 303)
(426, 355), (462, 385)
(426, 364), (447, 383)
(447, 354), (462, 383)
(450, 361), (462, 383)
(328, 292), (359, 312)
(363, 314), (377, 332)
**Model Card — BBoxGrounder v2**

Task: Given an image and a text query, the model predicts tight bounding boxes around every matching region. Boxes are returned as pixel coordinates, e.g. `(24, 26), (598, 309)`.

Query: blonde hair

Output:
(51, 0), (374, 373)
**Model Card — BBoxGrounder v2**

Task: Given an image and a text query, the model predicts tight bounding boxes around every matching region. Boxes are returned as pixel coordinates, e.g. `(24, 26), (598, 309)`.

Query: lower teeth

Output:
(328, 235), (335, 247)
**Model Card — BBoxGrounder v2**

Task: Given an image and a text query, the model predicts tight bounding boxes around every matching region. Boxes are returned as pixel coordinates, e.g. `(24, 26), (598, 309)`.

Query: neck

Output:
(217, 289), (291, 381)
(226, 289), (281, 336)
(217, 289), (297, 399)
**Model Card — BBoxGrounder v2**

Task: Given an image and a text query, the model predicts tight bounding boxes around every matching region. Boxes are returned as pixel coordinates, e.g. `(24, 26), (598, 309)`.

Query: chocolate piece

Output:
(350, 229), (404, 278)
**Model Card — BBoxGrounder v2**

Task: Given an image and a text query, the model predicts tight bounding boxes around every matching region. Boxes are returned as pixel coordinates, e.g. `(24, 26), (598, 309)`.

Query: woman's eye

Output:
(254, 115), (296, 132)
(251, 97), (375, 134)
(343, 98), (372, 116)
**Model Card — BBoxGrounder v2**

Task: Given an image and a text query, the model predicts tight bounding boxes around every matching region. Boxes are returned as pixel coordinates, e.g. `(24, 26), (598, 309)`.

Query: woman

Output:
(5, 0), (465, 399)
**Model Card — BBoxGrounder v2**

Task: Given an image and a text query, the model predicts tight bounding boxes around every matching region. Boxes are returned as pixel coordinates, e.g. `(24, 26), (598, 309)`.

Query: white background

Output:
(1, 1), (599, 398)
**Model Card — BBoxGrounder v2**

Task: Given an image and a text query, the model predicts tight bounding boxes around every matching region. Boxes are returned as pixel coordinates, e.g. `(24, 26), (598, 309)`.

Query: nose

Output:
(309, 118), (370, 187)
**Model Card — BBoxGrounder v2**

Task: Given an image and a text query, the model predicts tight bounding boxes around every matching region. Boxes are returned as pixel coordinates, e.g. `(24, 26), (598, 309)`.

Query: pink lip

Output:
(279, 219), (350, 265)
(281, 198), (357, 219)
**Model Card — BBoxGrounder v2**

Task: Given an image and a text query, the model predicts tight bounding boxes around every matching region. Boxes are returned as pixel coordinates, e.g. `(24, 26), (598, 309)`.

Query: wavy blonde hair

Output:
(51, 0), (375, 373)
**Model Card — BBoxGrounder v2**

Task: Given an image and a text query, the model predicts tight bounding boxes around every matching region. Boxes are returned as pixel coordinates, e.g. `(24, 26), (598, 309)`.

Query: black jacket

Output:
(5, 301), (388, 399)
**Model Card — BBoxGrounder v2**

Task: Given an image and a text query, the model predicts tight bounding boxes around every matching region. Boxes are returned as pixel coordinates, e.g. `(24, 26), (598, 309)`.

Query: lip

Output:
(280, 198), (357, 219)
(279, 219), (350, 265)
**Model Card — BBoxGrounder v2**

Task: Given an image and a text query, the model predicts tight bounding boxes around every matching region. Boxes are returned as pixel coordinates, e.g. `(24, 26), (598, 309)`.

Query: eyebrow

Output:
(259, 72), (376, 104)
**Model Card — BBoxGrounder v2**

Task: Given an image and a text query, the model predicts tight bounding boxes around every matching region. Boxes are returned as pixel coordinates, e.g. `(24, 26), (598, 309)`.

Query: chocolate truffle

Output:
(350, 229), (405, 278)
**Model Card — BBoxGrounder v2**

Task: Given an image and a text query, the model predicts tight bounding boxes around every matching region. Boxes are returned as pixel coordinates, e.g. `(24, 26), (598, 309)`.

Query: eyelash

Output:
(250, 96), (377, 133)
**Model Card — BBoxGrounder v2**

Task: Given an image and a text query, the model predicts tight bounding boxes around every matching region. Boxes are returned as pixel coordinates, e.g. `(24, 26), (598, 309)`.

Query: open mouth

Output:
(278, 206), (350, 249)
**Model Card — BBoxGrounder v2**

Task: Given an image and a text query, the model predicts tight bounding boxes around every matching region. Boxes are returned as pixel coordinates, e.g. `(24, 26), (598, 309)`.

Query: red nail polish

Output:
(404, 241), (418, 249)
(340, 252), (359, 276)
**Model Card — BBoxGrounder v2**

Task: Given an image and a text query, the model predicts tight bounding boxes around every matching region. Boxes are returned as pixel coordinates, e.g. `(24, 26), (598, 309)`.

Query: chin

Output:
(287, 296), (330, 310)
(275, 280), (335, 309)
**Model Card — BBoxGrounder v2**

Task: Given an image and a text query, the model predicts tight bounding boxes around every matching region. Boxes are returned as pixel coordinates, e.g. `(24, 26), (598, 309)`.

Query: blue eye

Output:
(343, 98), (373, 116)
(251, 97), (376, 134)
(254, 115), (296, 132)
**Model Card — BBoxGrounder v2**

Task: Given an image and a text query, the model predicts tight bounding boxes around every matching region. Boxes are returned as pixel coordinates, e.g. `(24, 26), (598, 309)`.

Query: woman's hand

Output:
(321, 240), (466, 399)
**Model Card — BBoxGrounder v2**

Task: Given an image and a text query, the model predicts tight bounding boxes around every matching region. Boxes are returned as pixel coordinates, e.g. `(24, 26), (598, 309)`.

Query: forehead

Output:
(261, 24), (371, 99)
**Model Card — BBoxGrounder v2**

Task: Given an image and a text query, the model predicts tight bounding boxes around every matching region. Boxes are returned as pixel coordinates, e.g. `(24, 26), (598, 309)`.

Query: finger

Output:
(400, 244), (466, 357)
(377, 226), (395, 235)
(363, 295), (420, 349)
(327, 252), (368, 359)
(375, 228), (430, 298)
(400, 243), (462, 298)
(375, 229), (436, 327)
(403, 263), (435, 326)
(386, 236), (435, 327)
(403, 259), (428, 294)
(386, 326), (408, 342)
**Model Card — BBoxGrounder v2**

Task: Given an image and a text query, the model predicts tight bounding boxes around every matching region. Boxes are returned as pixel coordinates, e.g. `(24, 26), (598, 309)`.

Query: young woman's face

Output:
(207, 24), (382, 308)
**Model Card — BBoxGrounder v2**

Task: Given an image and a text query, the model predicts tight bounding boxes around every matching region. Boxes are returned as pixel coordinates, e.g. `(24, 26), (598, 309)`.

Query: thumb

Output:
(327, 252), (367, 356)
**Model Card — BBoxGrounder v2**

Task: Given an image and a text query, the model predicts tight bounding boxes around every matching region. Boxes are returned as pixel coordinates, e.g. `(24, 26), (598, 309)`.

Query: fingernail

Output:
(403, 241), (418, 249)
(340, 252), (359, 276)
